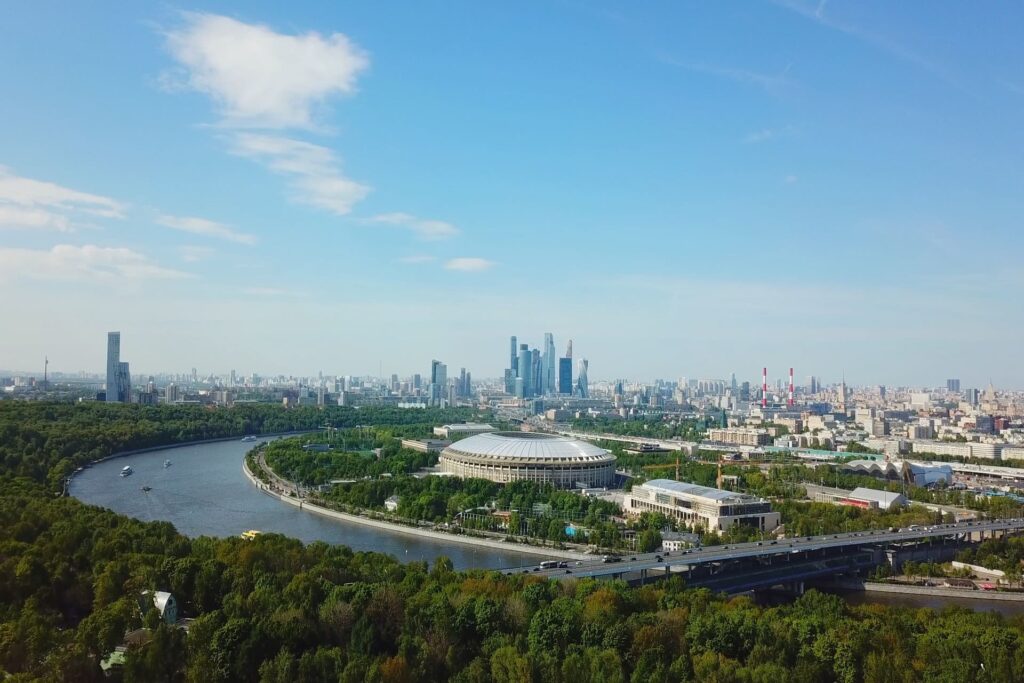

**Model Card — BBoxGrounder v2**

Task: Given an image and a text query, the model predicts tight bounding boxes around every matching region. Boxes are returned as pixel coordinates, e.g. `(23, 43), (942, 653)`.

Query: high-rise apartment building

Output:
(946, 378), (961, 392)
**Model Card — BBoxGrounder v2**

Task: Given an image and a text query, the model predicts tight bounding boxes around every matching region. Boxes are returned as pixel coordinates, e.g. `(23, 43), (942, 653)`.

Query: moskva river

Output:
(69, 437), (528, 570)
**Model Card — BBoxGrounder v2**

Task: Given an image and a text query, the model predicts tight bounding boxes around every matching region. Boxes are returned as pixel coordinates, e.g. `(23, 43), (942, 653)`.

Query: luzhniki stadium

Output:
(438, 431), (616, 488)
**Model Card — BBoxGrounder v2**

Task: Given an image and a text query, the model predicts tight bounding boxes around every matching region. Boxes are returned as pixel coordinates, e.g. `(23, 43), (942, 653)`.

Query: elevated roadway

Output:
(506, 518), (1024, 587)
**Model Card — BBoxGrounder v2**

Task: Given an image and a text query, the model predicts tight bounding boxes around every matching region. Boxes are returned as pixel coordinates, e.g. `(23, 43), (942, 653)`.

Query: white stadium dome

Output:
(438, 431), (616, 488)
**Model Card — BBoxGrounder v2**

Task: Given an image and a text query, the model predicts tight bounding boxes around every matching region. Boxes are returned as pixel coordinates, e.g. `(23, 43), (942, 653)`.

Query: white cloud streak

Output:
(178, 245), (215, 262)
(0, 166), (125, 234)
(662, 57), (795, 94)
(743, 125), (797, 144)
(397, 255), (436, 264)
(0, 244), (192, 282)
(366, 212), (459, 240)
(163, 12), (369, 129)
(444, 257), (495, 272)
(156, 213), (256, 245)
(229, 133), (370, 215)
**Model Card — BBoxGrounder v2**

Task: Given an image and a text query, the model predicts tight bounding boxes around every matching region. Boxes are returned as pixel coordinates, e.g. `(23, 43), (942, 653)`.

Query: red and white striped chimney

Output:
(762, 367), (768, 408)
(788, 367), (794, 407)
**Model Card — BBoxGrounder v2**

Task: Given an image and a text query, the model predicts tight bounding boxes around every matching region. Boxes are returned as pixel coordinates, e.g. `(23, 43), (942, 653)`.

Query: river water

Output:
(69, 438), (529, 570)
(69, 438), (1024, 614)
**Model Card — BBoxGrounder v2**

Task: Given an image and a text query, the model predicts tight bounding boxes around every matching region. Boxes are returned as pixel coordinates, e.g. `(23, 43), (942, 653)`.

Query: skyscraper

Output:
(429, 360), (447, 405)
(575, 358), (589, 398)
(105, 331), (130, 403)
(517, 344), (532, 397)
(105, 332), (119, 402)
(509, 336), (518, 374)
(558, 357), (572, 394)
(946, 379), (961, 392)
(542, 332), (556, 395)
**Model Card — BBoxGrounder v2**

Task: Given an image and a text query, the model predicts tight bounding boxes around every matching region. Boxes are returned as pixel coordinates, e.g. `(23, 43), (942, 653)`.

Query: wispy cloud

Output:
(662, 57), (795, 94)
(0, 244), (192, 282)
(157, 213), (256, 245)
(229, 133), (370, 215)
(444, 257), (495, 272)
(178, 245), (215, 262)
(0, 166), (125, 234)
(743, 125), (797, 144)
(397, 255), (437, 264)
(783, 174), (799, 184)
(239, 286), (303, 297)
(772, 0), (955, 86)
(162, 12), (369, 129)
(366, 213), (459, 240)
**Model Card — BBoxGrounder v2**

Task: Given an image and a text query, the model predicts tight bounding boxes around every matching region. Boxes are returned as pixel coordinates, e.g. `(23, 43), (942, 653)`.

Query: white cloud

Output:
(163, 13), (369, 129)
(0, 244), (192, 282)
(784, 174), (799, 184)
(229, 133), (369, 215)
(0, 166), (125, 227)
(367, 213), (459, 240)
(397, 255), (436, 264)
(178, 245), (215, 262)
(157, 213), (256, 245)
(444, 257), (495, 272)
(0, 205), (72, 231)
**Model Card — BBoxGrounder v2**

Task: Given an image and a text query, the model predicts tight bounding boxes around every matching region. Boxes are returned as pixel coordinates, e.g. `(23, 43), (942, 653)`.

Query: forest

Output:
(2, 401), (1024, 681)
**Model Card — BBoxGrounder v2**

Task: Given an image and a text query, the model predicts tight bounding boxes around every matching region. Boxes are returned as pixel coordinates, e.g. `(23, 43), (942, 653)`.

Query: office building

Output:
(624, 479), (780, 532)
(946, 378), (961, 392)
(558, 357), (572, 395)
(542, 332), (556, 395)
(105, 331), (131, 403)
(576, 358), (589, 398)
(429, 360), (447, 406)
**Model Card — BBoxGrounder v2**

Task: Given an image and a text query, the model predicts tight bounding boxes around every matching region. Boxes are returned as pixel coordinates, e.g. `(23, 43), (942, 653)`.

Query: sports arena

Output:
(437, 431), (616, 488)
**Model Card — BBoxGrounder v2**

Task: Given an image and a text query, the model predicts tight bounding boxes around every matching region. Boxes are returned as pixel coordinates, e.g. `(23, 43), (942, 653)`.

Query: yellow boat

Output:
(240, 530), (263, 541)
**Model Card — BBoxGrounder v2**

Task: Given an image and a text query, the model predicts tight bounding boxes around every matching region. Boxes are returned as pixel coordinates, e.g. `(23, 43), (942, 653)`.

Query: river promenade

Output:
(820, 578), (1024, 603)
(242, 451), (586, 561)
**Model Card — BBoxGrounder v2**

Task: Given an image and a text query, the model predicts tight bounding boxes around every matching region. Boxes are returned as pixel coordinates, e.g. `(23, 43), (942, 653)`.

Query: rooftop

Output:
(442, 431), (612, 462)
(641, 478), (765, 503)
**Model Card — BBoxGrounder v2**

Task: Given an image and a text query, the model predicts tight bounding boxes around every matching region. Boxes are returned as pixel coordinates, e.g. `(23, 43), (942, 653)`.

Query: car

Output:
(769, 541), (777, 545)
(601, 555), (622, 563)
(557, 561), (568, 568)
(756, 542), (763, 546)
(833, 535), (839, 539)
(565, 569), (573, 574)
(663, 551), (671, 556)
(722, 546), (729, 550)
(522, 569), (530, 574)
(575, 561), (583, 566)
(655, 555), (663, 562)
(532, 567), (540, 572)
(629, 557), (636, 561)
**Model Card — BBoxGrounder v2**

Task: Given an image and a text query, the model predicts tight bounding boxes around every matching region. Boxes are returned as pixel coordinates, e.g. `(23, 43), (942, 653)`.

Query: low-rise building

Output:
(433, 423), (496, 438)
(401, 438), (451, 453)
(623, 479), (780, 532)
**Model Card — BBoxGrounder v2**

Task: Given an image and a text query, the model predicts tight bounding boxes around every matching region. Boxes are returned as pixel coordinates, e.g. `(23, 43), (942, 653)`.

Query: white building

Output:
(433, 423), (496, 439)
(623, 479), (780, 533)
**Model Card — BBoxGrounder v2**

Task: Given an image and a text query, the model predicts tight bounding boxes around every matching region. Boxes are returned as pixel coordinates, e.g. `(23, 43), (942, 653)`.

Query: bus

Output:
(539, 561), (559, 570)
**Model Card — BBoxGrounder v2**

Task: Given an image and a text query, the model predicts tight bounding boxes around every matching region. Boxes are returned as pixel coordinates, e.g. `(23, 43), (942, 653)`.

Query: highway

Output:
(504, 517), (1024, 581)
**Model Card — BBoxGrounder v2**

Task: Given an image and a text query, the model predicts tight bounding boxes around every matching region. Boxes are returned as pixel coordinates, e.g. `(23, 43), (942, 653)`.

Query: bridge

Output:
(505, 518), (1024, 593)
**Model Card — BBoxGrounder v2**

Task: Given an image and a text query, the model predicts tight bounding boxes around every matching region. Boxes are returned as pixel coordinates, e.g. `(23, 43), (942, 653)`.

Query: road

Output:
(507, 517), (1024, 581)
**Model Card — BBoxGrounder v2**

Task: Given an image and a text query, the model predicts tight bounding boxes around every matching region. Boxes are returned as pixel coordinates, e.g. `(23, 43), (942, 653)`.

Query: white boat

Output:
(120, 465), (133, 477)
(241, 436), (257, 442)
(163, 459), (172, 468)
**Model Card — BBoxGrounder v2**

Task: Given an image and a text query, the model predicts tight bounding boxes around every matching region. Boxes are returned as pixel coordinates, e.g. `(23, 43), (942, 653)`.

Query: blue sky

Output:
(1, 1), (1022, 388)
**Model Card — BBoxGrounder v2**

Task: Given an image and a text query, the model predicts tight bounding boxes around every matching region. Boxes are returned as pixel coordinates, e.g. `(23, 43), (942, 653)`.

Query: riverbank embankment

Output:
(819, 578), (1024, 603)
(242, 454), (585, 561)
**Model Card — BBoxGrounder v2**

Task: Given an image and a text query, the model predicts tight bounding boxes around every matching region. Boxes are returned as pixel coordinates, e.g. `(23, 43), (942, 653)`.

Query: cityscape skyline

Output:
(0, 327), (1015, 393)
(3, 4), (1024, 386)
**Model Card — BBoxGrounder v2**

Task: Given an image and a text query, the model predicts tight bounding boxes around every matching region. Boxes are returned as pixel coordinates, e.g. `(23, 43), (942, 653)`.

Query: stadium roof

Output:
(443, 431), (611, 462)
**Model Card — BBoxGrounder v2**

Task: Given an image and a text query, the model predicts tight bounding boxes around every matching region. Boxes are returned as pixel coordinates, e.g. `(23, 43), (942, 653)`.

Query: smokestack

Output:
(762, 367), (768, 409)
(788, 367), (794, 407)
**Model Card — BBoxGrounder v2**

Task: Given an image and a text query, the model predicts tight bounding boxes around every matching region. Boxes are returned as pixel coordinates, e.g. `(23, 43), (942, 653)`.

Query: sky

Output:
(1, 1), (1022, 388)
